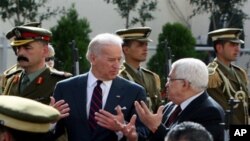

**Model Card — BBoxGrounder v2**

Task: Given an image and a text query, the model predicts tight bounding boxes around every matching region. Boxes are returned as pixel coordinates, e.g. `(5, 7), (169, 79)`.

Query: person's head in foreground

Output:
(165, 121), (213, 141)
(0, 95), (60, 141)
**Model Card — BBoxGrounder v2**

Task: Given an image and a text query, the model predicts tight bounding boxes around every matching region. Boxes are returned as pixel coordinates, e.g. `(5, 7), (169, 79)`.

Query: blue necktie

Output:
(89, 80), (102, 131)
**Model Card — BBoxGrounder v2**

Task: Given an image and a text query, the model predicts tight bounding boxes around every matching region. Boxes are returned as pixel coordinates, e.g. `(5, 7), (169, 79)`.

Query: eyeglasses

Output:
(45, 56), (55, 62)
(167, 77), (185, 82)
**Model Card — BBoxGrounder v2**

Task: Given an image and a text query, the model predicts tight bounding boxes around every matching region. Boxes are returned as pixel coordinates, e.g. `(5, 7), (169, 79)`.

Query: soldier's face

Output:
(217, 42), (240, 62)
(16, 41), (48, 72)
(123, 41), (148, 62)
(91, 45), (122, 81)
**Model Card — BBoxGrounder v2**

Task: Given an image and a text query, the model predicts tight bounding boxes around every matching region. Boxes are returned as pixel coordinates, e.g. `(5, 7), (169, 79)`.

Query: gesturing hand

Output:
(50, 96), (70, 120)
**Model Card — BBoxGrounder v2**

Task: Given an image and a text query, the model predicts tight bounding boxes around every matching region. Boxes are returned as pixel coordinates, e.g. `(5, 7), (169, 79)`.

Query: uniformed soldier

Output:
(1, 25), (72, 104)
(0, 95), (60, 141)
(207, 28), (250, 125)
(116, 27), (162, 112)
(1, 22), (41, 93)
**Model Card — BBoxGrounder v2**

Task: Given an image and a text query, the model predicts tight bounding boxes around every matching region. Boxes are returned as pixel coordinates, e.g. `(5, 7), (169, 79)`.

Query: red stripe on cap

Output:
(22, 32), (50, 41)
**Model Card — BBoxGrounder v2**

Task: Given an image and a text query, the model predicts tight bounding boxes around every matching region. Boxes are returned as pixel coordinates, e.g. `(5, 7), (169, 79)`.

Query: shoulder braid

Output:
(207, 62), (223, 88)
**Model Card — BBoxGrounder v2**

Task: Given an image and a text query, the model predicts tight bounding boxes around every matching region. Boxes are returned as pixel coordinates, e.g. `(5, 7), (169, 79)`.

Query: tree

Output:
(147, 23), (199, 88)
(104, 0), (157, 28)
(50, 4), (91, 74)
(188, 0), (248, 45)
(0, 0), (64, 26)
(131, 0), (158, 26)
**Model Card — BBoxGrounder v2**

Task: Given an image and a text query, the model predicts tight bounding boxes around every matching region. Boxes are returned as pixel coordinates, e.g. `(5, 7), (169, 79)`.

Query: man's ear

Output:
(122, 46), (129, 54)
(215, 44), (223, 53)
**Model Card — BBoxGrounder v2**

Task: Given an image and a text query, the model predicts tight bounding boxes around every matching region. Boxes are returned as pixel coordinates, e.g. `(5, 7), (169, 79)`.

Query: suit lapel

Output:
(74, 74), (88, 121)
(104, 77), (123, 114)
(178, 92), (208, 122)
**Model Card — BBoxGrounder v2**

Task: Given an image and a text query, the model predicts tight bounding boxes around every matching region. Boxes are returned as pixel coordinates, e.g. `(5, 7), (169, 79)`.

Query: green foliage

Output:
(0, 0), (64, 26)
(104, 0), (157, 28)
(50, 5), (91, 74)
(131, 0), (158, 26)
(188, 0), (248, 31)
(147, 23), (198, 87)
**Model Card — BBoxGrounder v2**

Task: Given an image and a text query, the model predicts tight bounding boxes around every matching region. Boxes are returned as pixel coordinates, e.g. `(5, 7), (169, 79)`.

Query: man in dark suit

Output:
(135, 58), (225, 141)
(52, 33), (148, 141)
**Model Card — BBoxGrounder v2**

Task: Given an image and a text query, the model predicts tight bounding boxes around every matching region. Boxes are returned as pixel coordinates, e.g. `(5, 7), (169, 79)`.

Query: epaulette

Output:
(50, 68), (72, 78)
(207, 62), (223, 88)
(231, 64), (248, 82)
(141, 68), (161, 89)
(141, 67), (155, 74)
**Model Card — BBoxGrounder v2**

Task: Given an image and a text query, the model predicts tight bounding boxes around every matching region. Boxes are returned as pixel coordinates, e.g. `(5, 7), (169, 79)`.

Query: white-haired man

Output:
(135, 58), (225, 141)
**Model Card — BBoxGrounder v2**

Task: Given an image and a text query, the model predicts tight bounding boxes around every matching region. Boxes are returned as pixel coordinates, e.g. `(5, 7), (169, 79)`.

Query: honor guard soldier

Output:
(1, 25), (72, 104)
(0, 95), (60, 141)
(116, 27), (163, 112)
(207, 28), (250, 125)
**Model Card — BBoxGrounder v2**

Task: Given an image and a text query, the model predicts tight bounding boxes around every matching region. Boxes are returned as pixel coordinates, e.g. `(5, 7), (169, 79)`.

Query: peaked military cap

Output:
(0, 95), (60, 133)
(115, 27), (152, 42)
(6, 25), (52, 47)
(208, 28), (244, 44)
(22, 22), (41, 27)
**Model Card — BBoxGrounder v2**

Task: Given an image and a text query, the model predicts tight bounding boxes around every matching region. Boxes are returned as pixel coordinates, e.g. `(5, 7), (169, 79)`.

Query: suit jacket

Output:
(149, 92), (225, 141)
(52, 73), (149, 141)
(2, 67), (71, 104)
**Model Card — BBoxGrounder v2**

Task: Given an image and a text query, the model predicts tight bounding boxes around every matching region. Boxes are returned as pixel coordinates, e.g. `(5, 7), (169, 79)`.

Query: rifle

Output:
(69, 40), (79, 75)
(161, 40), (173, 101)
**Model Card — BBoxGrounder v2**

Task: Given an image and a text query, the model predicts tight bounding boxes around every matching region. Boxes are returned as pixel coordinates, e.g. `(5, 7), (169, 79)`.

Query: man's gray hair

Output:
(86, 33), (123, 61)
(172, 58), (208, 91)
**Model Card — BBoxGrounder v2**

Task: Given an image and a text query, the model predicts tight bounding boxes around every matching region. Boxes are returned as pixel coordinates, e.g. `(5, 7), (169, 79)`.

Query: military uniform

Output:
(2, 67), (71, 104)
(1, 64), (22, 93)
(119, 63), (162, 112)
(207, 28), (250, 125)
(2, 25), (72, 105)
(207, 59), (249, 124)
(116, 27), (163, 112)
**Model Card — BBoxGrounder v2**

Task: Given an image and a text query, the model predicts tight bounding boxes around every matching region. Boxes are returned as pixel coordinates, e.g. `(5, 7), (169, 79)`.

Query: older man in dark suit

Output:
(135, 58), (225, 141)
(52, 33), (148, 141)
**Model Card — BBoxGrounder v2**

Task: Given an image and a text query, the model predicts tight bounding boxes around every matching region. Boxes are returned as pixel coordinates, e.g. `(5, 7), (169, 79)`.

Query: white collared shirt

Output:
(86, 70), (112, 117)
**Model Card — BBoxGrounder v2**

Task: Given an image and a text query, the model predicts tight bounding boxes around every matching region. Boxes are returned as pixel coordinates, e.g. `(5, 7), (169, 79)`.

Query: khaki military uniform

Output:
(2, 67), (72, 104)
(207, 59), (250, 125)
(119, 63), (162, 112)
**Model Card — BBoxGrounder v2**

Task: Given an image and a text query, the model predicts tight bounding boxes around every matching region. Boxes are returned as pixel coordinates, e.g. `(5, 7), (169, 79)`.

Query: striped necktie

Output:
(88, 80), (102, 131)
